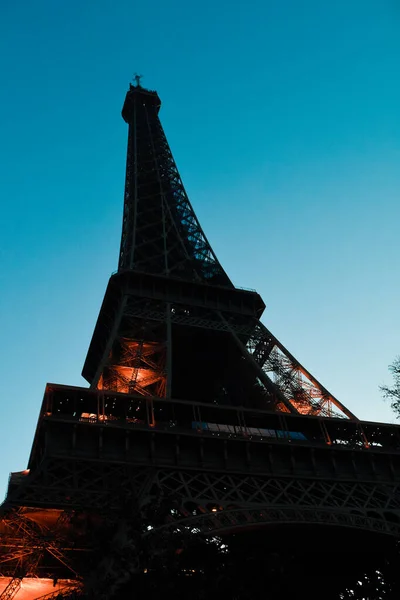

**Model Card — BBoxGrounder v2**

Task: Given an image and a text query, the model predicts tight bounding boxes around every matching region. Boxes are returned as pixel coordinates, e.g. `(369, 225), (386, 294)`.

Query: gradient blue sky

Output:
(1, 0), (399, 500)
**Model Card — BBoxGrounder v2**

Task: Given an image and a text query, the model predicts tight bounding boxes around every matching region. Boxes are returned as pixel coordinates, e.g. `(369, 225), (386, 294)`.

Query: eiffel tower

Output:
(1, 80), (400, 600)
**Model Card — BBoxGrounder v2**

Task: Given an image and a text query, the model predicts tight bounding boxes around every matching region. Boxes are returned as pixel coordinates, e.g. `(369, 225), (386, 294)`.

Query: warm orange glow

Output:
(80, 412), (97, 420)
(289, 399), (318, 416)
(115, 365), (157, 385)
(108, 365), (165, 395)
(97, 337), (167, 397)
(97, 373), (104, 390)
(0, 578), (78, 600)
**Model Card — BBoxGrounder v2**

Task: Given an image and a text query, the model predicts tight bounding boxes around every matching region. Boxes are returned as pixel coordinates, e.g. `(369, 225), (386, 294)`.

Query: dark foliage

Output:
(381, 358), (400, 416)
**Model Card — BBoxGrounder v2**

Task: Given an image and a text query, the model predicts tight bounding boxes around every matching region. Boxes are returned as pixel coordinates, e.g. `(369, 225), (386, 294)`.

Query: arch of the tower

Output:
(150, 504), (400, 540)
(140, 468), (400, 543)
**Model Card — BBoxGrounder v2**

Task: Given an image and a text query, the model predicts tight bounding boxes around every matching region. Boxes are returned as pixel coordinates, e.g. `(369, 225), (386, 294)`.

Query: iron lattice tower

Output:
(1, 82), (400, 600)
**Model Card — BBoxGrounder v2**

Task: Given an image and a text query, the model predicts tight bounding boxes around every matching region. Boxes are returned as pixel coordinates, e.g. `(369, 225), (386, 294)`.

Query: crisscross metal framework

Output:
(1, 82), (396, 597)
(118, 85), (231, 286)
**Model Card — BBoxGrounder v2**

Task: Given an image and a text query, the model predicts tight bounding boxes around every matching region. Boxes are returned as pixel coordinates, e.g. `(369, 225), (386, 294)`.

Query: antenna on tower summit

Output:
(133, 73), (143, 87)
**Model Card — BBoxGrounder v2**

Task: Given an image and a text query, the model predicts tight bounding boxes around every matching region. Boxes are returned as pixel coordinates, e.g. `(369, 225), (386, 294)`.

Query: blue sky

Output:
(1, 0), (399, 500)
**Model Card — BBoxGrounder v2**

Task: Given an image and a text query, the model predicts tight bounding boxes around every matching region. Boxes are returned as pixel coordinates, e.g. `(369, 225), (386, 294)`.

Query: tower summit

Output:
(118, 81), (231, 284)
(1, 82), (400, 600)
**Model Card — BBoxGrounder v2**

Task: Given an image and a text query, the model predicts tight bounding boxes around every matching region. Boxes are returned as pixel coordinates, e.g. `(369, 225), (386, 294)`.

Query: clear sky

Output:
(1, 0), (399, 501)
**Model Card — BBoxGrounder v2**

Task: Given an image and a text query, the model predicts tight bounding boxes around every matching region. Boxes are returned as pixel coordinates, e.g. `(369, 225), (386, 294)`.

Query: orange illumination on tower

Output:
(97, 338), (166, 397)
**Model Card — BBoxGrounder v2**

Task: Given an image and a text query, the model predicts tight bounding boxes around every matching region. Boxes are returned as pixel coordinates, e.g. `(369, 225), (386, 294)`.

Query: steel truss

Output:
(0, 577), (22, 600)
(2, 462), (400, 593)
(2, 469), (400, 597)
(158, 507), (400, 539)
(119, 85), (231, 286)
(239, 317), (356, 418)
(141, 469), (400, 532)
(4, 458), (400, 533)
(0, 509), (78, 599)
(111, 292), (355, 417)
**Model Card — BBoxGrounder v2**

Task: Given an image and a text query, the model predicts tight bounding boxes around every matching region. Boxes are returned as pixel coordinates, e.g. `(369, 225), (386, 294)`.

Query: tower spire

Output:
(118, 84), (232, 286)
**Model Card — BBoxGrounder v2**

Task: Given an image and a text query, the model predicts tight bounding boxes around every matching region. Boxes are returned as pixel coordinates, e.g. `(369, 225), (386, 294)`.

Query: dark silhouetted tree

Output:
(381, 357), (400, 416)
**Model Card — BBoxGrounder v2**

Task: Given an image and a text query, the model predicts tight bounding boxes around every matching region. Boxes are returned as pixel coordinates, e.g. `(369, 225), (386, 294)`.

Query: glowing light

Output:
(289, 399), (318, 415)
(0, 578), (76, 600)
(97, 337), (166, 397)
(101, 364), (165, 396)
(80, 413), (97, 420)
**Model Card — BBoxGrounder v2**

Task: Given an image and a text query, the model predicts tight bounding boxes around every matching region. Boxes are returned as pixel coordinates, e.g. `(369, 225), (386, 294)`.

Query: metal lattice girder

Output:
(9, 397), (400, 509)
(119, 84), (232, 286)
(0, 549), (33, 566)
(239, 317), (357, 419)
(33, 584), (82, 600)
(139, 471), (400, 523)
(155, 506), (400, 539)
(109, 293), (354, 417)
(3, 459), (150, 509)
(0, 577), (22, 600)
(0, 509), (78, 579)
(0, 516), (45, 600)
(123, 298), (258, 337)
(101, 336), (167, 397)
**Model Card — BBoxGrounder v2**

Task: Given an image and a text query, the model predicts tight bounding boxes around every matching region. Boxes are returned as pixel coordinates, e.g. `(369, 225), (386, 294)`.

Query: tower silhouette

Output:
(1, 82), (400, 600)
